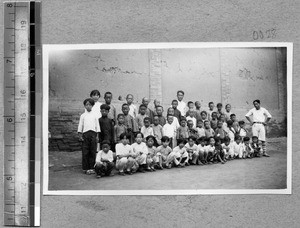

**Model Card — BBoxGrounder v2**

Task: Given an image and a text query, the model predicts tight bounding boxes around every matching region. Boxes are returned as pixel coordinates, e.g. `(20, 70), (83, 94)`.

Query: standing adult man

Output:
(245, 99), (272, 157)
(176, 90), (187, 117)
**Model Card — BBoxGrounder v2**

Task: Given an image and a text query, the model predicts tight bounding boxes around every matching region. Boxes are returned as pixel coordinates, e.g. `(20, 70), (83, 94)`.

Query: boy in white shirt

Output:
(126, 94), (138, 118)
(115, 133), (135, 175)
(131, 132), (148, 173)
(78, 98), (101, 175)
(141, 117), (154, 138)
(94, 140), (114, 178)
(185, 136), (199, 165)
(163, 115), (176, 148)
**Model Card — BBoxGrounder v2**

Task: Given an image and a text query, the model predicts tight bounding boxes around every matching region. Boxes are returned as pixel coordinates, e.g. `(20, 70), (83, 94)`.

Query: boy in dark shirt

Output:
(98, 104), (114, 148)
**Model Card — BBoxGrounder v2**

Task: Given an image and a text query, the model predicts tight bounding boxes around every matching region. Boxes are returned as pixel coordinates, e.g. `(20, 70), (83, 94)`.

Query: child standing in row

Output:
(87, 90), (102, 119)
(163, 115), (176, 148)
(78, 98), (101, 174)
(152, 115), (163, 145)
(141, 117), (154, 138)
(122, 103), (139, 144)
(114, 114), (127, 144)
(98, 104), (114, 148)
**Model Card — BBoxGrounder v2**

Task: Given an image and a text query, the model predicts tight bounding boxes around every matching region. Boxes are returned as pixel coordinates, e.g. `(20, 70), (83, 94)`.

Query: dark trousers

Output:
(82, 131), (97, 170)
(95, 162), (115, 176)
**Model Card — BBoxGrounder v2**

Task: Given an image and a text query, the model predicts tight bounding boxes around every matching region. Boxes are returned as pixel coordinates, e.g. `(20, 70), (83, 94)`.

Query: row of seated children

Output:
(93, 131), (262, 178)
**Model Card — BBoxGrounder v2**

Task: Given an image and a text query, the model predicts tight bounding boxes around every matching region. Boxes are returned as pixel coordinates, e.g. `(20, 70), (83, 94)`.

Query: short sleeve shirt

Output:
(245, 107), (272, 122)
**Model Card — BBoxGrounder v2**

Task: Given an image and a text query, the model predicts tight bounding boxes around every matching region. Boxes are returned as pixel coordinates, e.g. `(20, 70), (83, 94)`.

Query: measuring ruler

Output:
(4, 1), (41, 226)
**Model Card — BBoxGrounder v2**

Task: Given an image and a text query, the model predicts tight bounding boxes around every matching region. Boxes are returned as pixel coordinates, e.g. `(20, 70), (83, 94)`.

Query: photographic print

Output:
(43, 43), (292, 195)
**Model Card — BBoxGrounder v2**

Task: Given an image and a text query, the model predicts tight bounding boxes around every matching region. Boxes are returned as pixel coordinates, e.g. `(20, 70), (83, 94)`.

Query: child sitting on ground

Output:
(141, 117), (154, 138)
(94, 140), (115, 178)
(131, 132), (148, 173)
(214, 137), (225, 164)
(251, 136), (261, 157)
(152, 115), (163, 146)
(205, 137), (216, 164)
(243, 136), (254, 158)
(146, 135), (159, 171)
(222, 136), (234, 160)
(232, 135), (243, 159)
(185, 136), (199, 165)
(78, 98), (101, 175)
(114, 114), (127, 144)
(156, 136), (173, 169)
(115, 133), (135, 176)
(176, 117), (189, 141)
(197, 136), (207, 165)
(204, 120), (215, 139)
(172, 138), (189, 167)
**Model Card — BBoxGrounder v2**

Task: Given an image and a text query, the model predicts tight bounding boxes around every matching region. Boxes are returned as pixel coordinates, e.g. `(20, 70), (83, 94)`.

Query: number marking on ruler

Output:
(4, 1), (41, 226)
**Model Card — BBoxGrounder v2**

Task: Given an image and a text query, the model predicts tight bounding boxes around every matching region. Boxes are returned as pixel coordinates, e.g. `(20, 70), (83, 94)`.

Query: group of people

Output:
(77, 90), (272, 178)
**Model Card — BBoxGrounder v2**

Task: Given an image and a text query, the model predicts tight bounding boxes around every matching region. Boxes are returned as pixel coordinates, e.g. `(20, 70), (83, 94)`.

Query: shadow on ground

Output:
(48, 137), (287, 191)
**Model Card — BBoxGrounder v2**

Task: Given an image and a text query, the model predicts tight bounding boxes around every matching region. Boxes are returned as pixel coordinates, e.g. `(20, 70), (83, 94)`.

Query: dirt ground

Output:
(48, 137), (287, 191)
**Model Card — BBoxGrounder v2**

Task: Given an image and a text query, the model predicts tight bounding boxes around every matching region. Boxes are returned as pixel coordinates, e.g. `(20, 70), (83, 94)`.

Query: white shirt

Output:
(177, 100), (187, 116)
(205, 145), (215, 153)
(78, 111), (101, 133)
(186, 116), (197, 128)
(85, 101), (102, 119)
(245, 107), (272, 122)
(141, 126), (154, 138)
(115, 143), (133, 157)
(196, 127), (205, 138)
(185, 143), (198, 154)
(129, 104), (138, 118)
(198, 144), (206, 153)
(95, 150), (114, 163)
(131, 142), (148, 156)
(171, 116), (180, 130)
(162, 123), (176, 138)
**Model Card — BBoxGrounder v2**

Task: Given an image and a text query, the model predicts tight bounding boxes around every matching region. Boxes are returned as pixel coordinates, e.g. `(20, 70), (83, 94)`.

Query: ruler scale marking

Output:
(4, 1), (40, 226)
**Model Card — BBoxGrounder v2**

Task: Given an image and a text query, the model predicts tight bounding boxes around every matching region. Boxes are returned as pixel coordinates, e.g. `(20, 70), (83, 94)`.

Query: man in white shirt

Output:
(176, 90), (187, 116)
(245, 99), (272, 157)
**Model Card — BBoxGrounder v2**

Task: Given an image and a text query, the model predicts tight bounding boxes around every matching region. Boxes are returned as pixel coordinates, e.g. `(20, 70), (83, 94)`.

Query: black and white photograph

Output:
(43, 43), (292, 195)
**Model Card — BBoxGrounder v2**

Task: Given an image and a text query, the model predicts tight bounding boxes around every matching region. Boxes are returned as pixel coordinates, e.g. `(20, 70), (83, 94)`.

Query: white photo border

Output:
(43, 42), (293, 195)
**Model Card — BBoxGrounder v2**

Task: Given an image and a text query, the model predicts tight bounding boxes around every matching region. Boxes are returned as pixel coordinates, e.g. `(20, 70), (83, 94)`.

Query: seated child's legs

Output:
(126, 157), (136, 171)
(116, 157), (128, 172)
(136, 153), (147, 165)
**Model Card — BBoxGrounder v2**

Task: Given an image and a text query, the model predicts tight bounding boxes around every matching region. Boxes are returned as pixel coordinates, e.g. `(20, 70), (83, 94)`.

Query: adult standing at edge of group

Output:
(245, 99), (272, 157)
(176, 90), (187, 117)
